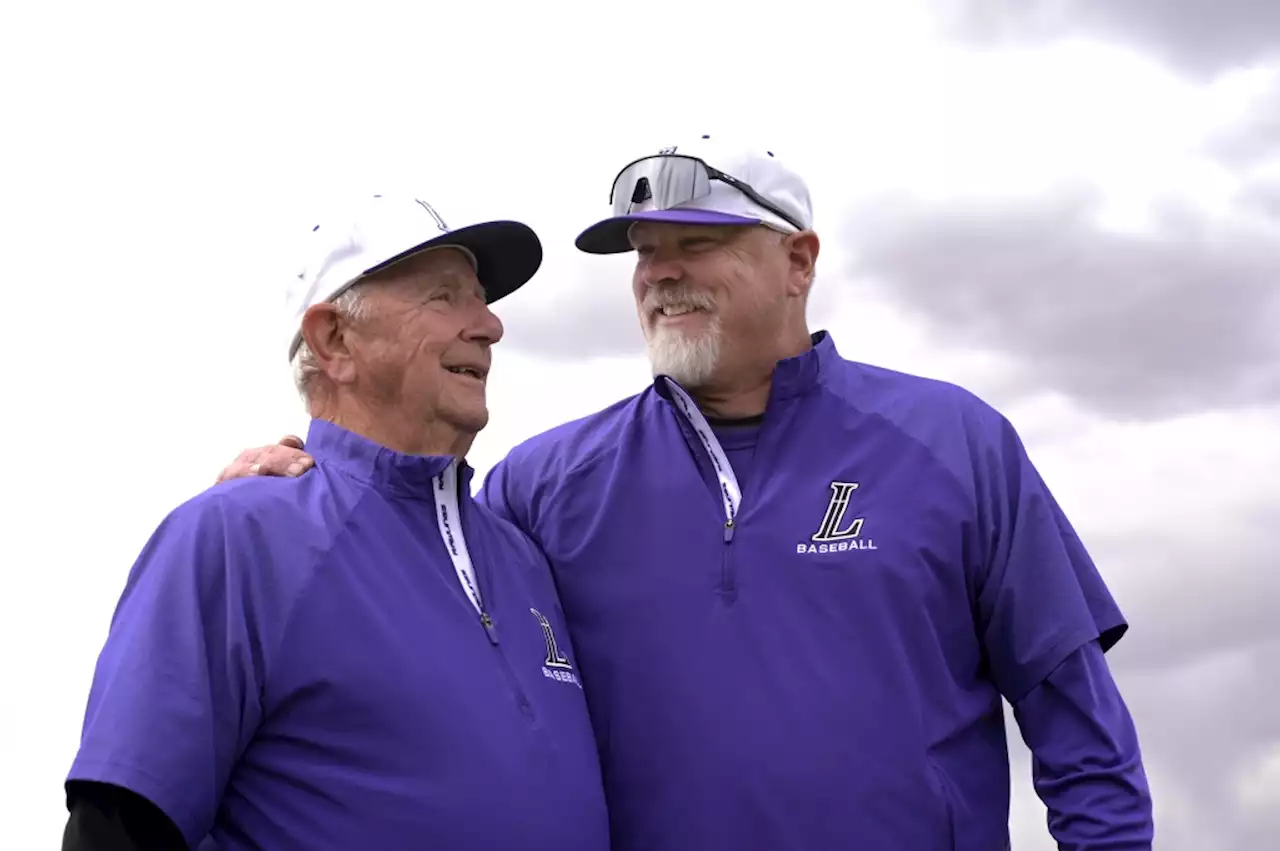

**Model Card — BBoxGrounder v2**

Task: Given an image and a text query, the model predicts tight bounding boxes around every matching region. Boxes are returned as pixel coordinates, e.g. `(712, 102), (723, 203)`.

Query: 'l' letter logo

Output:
(530, 608), (572, 669)
(811, 481), (864, 542)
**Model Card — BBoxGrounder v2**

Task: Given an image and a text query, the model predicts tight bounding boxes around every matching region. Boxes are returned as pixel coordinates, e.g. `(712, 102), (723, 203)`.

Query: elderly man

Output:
(62, 195), (610, 851)
(221, 139), (1155, 850)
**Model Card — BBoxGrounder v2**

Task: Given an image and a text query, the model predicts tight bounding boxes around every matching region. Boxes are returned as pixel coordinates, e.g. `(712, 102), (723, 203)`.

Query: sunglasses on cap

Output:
(608, 154), (807, 232)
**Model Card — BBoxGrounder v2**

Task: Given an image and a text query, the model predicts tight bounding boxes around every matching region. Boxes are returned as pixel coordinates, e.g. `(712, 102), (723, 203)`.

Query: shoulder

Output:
(469, 496), (548, 561)
(465, 494), (561, 594)
(494, 389), (651, 481)
(137, 468), (352, 597)
(822, 356), (1018, 480)
(828, 356), (1004, 424)
(163, 474), (313, 545)
(478, 389), (655, 530)
(202, 462), (358, 529)
(831, 356), (1012, 436)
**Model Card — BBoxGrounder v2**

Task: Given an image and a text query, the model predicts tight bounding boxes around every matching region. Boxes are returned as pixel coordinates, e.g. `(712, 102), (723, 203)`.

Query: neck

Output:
(690, 378), (772, 419)
(315, 398), (475, 459)
(689, 328), (813, 419)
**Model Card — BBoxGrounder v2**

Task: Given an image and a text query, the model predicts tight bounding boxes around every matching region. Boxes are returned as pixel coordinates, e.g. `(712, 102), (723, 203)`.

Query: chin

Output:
(646, 328), (721, 388)
(456, 408), (490, 435)
(438, 400), (490, 439)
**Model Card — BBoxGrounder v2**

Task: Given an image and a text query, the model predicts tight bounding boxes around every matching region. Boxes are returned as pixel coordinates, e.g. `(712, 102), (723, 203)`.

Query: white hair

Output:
(647, 329), (722, 387)
(640, 286), (723, 387)
(291, 284), (373, 410)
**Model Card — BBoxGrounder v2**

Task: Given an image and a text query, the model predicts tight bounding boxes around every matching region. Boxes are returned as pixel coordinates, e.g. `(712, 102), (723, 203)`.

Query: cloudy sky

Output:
(3, 0), (1277, 847)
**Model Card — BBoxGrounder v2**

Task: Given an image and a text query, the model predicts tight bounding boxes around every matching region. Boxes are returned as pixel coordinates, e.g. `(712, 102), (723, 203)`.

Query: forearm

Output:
(1013, 641), (1154, 850)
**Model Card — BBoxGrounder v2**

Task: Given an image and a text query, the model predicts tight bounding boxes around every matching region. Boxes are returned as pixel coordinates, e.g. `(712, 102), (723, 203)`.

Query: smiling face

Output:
(349, 246), (501, 438)
(299, 245), (504, 454)
(628, 222), (801, 389)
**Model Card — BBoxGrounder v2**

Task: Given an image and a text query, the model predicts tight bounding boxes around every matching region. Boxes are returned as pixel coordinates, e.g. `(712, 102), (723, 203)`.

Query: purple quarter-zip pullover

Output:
(68, 419), (610, 851)
(478, 331), (1153, 851)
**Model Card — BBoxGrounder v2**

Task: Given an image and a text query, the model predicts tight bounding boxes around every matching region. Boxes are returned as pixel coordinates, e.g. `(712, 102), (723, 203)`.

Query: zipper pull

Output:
(723, 518), (735, 543)
(480, 612), (499, 646)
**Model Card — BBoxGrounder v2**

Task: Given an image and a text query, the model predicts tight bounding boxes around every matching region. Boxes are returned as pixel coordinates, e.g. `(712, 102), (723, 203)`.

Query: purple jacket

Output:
(68, 419), (610, 851)
(479, 331), (1153, 851)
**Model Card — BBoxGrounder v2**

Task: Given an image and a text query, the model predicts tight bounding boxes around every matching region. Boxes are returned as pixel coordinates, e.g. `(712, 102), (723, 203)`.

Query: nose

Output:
(638, 252), (684, 289)
(462, 299), (504, 346)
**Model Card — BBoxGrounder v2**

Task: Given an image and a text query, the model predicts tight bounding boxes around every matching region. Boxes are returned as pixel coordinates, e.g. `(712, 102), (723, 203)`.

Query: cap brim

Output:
(574, 209), (763, 255)
(367, 219), (543, 303)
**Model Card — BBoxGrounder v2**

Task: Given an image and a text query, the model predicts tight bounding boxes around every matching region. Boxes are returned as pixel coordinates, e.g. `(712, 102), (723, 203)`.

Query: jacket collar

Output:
(306, 418), (471, 501)
(653, 329), (839, 410)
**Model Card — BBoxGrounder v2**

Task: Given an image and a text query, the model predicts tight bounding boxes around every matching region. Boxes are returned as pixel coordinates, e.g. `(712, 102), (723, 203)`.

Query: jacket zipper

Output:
(670, 375), (792, 604)
(481, 613), (535, 719)
(712, 424), (775, 603)
(720, 517), (736, 599)
(671, 389), (772, 604)
(681, 425), (744, 603)
(459, 495), (536, 720)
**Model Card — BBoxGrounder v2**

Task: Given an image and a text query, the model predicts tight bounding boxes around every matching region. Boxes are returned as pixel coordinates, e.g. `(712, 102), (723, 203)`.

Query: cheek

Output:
(720, 273), (777, 326)
(409, 335), (447, 372)
(368, 330), (443, 385)
(631, 271), (647, 307)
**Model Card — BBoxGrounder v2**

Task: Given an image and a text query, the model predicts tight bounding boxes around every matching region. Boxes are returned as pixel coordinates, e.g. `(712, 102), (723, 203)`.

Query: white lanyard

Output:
(664, 378), (741, 526)
(433, 458), (484, 614)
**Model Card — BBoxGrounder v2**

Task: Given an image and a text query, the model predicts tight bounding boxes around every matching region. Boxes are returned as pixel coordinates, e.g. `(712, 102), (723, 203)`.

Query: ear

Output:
(299, 303), (358, 385)
(785, 231), (820, 297)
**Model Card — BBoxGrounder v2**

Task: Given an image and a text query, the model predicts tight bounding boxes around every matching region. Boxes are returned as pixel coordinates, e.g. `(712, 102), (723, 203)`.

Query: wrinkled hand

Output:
(215, 435), (315, 484)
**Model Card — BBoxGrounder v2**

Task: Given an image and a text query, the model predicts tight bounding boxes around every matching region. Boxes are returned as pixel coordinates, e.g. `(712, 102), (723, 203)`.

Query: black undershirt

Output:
(703, 413), (765, 428)
(62, 781), (187, 851)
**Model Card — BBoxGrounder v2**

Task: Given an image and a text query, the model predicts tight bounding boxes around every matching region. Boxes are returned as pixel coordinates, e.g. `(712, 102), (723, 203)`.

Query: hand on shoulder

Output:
(216, 435), (314, 484)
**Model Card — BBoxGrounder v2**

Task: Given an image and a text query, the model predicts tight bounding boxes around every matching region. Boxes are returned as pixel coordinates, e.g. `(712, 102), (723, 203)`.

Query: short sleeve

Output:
(973, 416), (1128, 703)
(67, 494), (274, 848)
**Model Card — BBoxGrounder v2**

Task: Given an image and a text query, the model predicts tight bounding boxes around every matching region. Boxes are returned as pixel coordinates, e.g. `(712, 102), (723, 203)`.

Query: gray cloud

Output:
(844, 184), (1280, 419)
(1114, 642), (1280, 849)
(1239, 175), (1280, 218)
(937, 0), (1280, 76)
(1096, 513), (1279, 677)
(1065, 464), (1280, 848)
(498, 258), (646, 360)
(1205, 79), (1280, 171)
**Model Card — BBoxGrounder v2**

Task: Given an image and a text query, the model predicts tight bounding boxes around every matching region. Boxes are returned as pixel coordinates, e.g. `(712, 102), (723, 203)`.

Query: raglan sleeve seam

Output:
(256, 488), (372, 688)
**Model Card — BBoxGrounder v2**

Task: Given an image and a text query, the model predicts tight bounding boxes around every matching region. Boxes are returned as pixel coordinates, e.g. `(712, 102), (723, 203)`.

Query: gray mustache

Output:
(643, 289), (716, 313)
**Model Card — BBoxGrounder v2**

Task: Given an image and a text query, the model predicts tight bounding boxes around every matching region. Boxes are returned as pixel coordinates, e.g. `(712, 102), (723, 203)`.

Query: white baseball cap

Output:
(285, 193), (543, 360)
(575, 134), (814, 254)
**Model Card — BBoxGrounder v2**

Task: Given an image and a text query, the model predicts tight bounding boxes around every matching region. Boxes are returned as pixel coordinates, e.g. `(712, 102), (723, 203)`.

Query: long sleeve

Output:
(1013, 640), (1154, 850)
